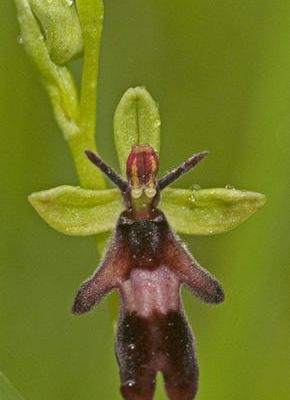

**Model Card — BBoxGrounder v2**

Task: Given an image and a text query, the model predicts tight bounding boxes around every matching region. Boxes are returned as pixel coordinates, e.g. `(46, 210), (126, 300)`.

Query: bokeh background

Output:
(1, 1), (289, 399)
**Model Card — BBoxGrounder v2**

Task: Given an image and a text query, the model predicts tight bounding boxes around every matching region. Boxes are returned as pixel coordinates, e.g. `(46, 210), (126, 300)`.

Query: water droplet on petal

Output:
(189, 184), (201, 203)
(191, 184), (201, 191)
(17, 35), (24, 45)
(127, 343), (136, 350)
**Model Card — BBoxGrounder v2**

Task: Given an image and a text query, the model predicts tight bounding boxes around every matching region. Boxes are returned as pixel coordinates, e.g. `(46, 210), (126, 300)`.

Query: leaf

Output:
(29, 186), (123, 236)
(114, 87), (161, 176)
(161, 187), (266, 235)
(0, 371), (24, 400)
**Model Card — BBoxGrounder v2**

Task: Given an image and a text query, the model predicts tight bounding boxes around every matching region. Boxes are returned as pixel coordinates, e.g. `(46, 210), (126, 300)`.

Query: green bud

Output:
(29, 0), (83, 64)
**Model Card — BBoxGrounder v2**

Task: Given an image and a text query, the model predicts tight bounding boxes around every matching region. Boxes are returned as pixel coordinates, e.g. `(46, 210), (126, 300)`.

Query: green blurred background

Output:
(1, 1), (289, 399)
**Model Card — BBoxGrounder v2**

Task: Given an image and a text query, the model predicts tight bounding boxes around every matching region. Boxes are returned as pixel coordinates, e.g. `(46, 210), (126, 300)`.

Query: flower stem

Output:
(71, 0), (105, 189)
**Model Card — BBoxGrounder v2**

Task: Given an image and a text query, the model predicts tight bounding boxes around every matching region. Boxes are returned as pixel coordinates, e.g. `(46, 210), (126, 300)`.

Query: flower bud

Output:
(29, 0), (83, 65)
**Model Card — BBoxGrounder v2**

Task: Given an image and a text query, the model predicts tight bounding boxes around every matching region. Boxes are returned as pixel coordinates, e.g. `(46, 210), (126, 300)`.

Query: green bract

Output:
(28, 0), (83, 64)
(28, 87), (266, 237)
(14, 0), (80, 138)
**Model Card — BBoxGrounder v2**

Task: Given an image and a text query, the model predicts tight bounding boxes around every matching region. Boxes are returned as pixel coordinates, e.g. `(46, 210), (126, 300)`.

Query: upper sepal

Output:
(161, 187), (266, 235)
(114, 87), (161, 176)
(28, 185), (123, 236)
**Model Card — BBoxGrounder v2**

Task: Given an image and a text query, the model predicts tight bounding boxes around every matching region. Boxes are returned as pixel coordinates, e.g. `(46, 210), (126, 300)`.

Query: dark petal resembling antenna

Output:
(158, 151), (208, 190)
(85, 150), (128, 193)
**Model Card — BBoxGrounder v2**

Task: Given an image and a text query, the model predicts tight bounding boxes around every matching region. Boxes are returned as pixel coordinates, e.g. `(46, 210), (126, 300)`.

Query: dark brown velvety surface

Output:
(73, 209), (223, 399)
(116, 311), (198, 400)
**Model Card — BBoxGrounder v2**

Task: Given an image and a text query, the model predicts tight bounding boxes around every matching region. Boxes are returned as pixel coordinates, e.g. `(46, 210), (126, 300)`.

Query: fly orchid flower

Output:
(14, 1), (266, 398)
(72, 144), (224, 399)
(28, 87), (266, 400)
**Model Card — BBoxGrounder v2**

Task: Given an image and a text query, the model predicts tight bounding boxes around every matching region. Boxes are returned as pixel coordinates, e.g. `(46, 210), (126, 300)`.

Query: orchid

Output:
(15, 1), (266, 399)
(29, 86), (265, 400)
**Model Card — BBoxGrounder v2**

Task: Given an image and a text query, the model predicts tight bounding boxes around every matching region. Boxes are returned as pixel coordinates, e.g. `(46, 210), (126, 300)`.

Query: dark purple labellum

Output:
(73, 145), (224, 400)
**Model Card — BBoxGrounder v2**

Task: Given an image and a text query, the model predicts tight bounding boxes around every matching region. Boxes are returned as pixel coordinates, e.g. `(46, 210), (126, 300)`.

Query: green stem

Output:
(75, 0), (109, 254)
(73, 0), (105, 189)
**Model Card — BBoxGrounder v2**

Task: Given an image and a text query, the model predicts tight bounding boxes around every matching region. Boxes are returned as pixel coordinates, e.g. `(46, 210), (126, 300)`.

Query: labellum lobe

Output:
(73, 145), (223, 400)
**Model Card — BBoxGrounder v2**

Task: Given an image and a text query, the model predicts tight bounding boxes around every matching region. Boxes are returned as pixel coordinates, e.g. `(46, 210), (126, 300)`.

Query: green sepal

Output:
(114, 87), (161, 176)
(161, 187), (266, 235)
(28, 186), (123, 236)
(0, 371), (24, 400)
